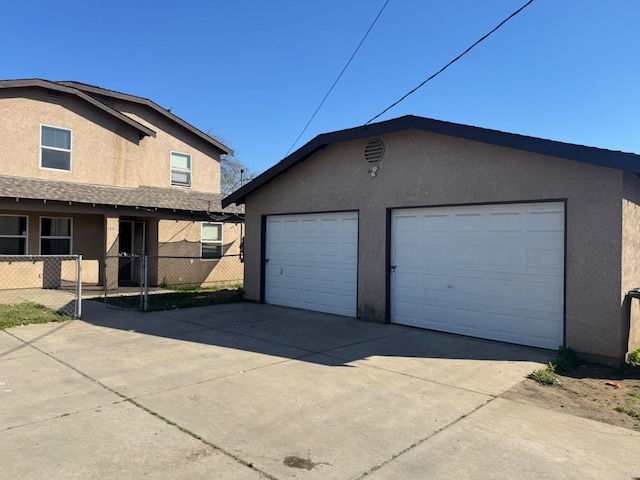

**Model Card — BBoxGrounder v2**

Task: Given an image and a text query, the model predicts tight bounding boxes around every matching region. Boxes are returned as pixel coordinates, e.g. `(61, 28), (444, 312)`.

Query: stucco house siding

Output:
(104, 101), (222, 193)
(0, 89), (141, 187)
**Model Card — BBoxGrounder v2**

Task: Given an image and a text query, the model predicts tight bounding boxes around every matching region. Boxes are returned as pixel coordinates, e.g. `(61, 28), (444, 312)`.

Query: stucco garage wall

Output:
(622, 172), (640, 356)
(244, 129), (626, 363)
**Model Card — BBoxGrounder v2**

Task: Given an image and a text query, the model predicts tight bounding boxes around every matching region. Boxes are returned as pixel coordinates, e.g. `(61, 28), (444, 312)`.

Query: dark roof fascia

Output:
(0, 79), (156, 138)
(57, 81), (233, 156)
(222, 115), (640, 207)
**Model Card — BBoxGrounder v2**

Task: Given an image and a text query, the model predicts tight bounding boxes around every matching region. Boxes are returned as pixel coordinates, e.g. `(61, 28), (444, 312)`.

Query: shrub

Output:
(554, 346), (579, 374)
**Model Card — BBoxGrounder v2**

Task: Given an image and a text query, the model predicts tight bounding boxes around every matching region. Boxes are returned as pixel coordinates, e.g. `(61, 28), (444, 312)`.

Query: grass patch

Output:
(615, 406), (640, 420)
(102, 288), (244, 312)
(528, 362), (562, 386)
(163, 283), (243, 293)
(0, 302), (69, 329)
(528, 347), (579, 386)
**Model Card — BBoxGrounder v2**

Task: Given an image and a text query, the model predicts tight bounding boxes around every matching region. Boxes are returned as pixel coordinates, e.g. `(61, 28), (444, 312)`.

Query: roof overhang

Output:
(57, 81), (233, 156)
(0, 79), (157, 138)
(222, 115), (640, 207)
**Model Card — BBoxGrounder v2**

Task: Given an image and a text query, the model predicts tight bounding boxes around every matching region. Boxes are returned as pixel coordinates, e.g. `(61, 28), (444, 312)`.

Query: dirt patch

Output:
(501, 363), (640, 431)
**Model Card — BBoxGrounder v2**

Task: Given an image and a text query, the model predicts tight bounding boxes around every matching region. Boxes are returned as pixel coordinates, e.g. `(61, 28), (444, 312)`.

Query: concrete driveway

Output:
(2, 301), (639, 479)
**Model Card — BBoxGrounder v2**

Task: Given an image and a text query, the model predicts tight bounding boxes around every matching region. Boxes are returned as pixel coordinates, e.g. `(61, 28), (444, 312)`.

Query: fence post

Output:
(143, 255), (149, 311)
(104, 257), (109, 307)
(76, 255), (83, 318)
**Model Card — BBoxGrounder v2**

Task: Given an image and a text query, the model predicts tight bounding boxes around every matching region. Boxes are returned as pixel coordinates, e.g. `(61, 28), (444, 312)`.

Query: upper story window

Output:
(0, 215), (27, 255)
(201, 222), (223, 259)
(40, 217), (72, 255)
(41, 125), (72, 171)
(171, 152), (191, 187)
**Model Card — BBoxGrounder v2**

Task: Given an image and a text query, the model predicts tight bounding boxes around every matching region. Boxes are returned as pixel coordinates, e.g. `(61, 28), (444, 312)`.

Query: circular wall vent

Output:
(364, 139), (384, 164)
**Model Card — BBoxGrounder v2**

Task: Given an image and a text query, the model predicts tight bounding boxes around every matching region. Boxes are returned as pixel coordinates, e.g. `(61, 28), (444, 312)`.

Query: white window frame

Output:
(40, 124), (72, 172)
(201, 222), (223, 259)
(39, 217), (72, 255)
(0, 215), (28, 255)
(170, 151), (192, 187)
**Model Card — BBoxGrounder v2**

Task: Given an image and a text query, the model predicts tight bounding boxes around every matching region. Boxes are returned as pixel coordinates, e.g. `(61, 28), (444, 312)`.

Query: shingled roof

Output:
(0, 175), (243, 216)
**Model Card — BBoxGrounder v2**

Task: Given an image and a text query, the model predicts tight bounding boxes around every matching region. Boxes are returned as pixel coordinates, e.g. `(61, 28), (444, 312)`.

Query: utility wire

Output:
(365, 0), (535, 125)
(285, 0), (391, 156)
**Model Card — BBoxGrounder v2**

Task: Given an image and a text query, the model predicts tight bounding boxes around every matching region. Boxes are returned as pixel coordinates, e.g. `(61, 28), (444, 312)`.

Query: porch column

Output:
(105, 215), (119, 290)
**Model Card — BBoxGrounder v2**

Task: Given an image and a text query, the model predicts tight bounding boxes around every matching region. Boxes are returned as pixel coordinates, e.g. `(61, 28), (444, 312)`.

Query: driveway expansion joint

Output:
(4, 329), (279, 480)
(353, 396), (499, 479)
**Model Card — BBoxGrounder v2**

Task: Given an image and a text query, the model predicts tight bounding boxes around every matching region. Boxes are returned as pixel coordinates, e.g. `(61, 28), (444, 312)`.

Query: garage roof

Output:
(222, 115), (640, 207)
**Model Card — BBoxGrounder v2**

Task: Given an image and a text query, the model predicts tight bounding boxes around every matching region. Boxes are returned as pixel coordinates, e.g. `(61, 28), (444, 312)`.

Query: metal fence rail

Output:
(104, 254), (244, 311)
(0, 255), (82, 317)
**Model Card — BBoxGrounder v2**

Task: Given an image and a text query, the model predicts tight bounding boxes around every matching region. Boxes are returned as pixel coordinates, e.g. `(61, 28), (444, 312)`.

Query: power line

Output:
(285, 0), (392, 157)
(365, 0), (535, 125)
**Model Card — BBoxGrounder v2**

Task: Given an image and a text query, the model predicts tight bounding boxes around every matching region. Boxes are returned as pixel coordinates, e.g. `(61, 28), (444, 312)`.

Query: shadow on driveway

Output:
(80, 300), (554, 369)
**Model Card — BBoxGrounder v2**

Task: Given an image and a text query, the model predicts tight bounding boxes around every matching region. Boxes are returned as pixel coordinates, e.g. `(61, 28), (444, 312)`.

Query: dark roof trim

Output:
(57, 81), (233, 156)
(0, 79), (156, 138)
(223, 115), (640, 207)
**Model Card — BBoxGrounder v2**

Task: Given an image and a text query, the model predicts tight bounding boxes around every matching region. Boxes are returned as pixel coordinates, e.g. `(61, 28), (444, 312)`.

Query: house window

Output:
(0, 215), (27, 255)
(201, 222), (222, 259)
(171, 152), (191, 187)
(40, 217), (72, 255)
(41, 125), (72, 171)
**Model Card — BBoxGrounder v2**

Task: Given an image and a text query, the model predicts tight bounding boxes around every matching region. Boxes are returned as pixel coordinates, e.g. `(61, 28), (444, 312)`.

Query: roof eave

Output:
(0, 79), (156, 138)
(222, 115), (640, 207)
(57, 81), (233, 156)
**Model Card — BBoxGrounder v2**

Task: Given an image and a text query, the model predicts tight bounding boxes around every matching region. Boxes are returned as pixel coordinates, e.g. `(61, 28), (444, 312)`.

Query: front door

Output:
(118, 221), (134, 283)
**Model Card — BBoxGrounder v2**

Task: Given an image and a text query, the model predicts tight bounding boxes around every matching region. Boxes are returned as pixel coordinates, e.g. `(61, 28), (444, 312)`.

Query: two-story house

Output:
(0, 79), (243, 290)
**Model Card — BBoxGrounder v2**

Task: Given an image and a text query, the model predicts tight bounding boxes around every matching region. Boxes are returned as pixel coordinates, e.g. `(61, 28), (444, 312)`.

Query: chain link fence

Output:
(104, 254), (244, 311)
(0, 255), (82, 317)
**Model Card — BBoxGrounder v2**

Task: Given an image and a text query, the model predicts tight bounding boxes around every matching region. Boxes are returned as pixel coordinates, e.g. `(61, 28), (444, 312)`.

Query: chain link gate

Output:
(0, 255), (82, 317)
(104, 254), (244, 311)
(104, 254), (146, 310)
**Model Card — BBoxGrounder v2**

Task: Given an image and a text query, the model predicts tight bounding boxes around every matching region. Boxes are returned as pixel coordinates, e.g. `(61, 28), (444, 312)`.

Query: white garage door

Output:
(391, 203), (564, 349)
(265, 212), (358, 316)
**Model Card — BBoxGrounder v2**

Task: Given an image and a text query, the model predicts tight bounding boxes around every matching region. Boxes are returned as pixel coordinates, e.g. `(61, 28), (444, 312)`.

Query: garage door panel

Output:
(453, 212), (484, 232)
(391, 203), (564, 349)
(266, 213), (358, 317)
(487, 245), (525, 268)
(527, 246), (563, 269)
(452, 244), (485, 264)
(450, 307), (483, 333)
(449, 274), (483, 297)
(488, 211), (523, 232)
(485, 311), (522, 338)
(527, 209), (564, 231)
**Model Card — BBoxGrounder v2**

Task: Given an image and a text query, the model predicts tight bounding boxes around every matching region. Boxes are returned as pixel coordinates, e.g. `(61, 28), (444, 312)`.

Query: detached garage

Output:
(224, 115), (640, 366)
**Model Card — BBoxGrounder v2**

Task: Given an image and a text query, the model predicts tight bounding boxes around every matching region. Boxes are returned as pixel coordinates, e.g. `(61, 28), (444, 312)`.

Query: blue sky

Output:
(3, 0), (639, 174)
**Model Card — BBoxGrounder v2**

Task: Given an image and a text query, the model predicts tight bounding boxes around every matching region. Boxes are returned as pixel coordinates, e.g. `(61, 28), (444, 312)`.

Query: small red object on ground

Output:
(605, 381), (621, 388)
